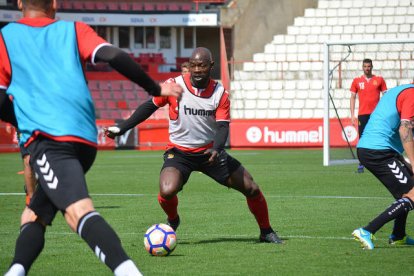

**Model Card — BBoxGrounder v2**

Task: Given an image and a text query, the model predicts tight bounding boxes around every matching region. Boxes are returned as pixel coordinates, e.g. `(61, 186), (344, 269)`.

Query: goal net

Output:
(323, 38), (414, 166)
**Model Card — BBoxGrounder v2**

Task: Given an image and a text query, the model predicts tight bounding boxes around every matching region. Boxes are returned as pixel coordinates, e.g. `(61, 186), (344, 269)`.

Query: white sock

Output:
(113, 260), (142, 276)
(4, 264), (25, 276)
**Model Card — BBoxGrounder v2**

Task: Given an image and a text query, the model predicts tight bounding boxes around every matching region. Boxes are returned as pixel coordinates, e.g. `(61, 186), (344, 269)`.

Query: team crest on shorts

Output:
(167, 153), (174, 159)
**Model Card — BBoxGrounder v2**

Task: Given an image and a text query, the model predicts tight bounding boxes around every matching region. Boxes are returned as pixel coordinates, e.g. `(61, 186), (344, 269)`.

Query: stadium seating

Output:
(88, 80), (157, 120)
(231, 0), (414, 119)
(84, 1), (96, 10)
(107, 2), (119, 10)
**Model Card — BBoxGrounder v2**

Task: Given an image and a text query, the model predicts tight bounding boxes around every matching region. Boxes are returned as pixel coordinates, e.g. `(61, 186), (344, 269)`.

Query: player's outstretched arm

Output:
(94, 46), (182, 98)
(105, 99), (159, 139)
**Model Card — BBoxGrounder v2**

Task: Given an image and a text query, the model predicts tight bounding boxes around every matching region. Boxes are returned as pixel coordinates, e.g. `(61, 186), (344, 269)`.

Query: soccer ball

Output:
(144, 223), (177, 256)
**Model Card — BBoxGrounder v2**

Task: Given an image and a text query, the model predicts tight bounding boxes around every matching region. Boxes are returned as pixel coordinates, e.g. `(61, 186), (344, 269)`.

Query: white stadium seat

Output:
(231, 0), (414, 119)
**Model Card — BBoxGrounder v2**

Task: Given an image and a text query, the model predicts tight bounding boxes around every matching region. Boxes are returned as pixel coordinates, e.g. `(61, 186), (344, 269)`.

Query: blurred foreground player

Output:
(352, 84), (414, 250)
(105, 47), (283, 244)
(0, 93), (36, 223)
(1, 0), (182, 275)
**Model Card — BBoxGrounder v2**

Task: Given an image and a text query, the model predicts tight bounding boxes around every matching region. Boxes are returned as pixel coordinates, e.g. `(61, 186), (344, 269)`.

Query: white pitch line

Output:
(266, 195), (389, 200)
(0, 231), (373, 241)
(0, 193), (147, 197)
(107, 151), (261, 159)
(0, 193), (389, 199)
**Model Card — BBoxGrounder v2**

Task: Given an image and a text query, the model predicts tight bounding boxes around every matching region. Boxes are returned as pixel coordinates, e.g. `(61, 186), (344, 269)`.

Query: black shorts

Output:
(357, 148), (414, 199)
(162, 147), (241, 186)
(27, 136), (97, 225)
(358, 114), (371, 137)
(19, 144), (30, 158)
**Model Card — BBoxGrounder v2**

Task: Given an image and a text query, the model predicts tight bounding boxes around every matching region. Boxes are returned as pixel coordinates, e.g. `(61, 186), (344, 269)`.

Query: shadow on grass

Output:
(179, 237), (288, 245)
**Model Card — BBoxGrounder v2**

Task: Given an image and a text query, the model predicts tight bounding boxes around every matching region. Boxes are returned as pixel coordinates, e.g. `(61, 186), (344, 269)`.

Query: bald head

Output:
(190, 47), (213, 63)
(188, 47), (214, 88)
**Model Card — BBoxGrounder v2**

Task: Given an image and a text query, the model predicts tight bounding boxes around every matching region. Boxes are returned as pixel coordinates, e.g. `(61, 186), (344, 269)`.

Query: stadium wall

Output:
(221, 0), (318, 63)
(0, 118), (357, 152)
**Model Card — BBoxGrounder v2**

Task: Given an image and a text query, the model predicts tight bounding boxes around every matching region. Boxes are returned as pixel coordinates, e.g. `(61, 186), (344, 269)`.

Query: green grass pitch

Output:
(1, 149), (413, 275)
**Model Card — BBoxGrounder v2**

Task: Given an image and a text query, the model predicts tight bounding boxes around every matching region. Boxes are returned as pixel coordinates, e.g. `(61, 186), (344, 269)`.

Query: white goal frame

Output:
(323, 38), (414, 166)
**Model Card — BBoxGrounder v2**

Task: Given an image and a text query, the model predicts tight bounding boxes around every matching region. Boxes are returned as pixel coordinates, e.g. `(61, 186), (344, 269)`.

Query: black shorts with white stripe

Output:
(27, 136), (97, 224)
(357, 148), (414, 199)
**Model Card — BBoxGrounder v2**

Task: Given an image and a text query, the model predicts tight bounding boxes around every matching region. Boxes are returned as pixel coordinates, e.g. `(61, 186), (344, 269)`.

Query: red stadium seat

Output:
(122, 81), (134, 91)
(168, 3), (180, 11)
(91, 90), (101, 100)
(139, 53), (151, 64)
(129, 101), (139, 109)
(95, 100), (105, 109)
(117, 101), (128, 109)
(106, 100), (117, 109)
(62, 1), (72, 10)
(99, 110), (110, 119)
(110, 110), (121, 119)
(112, 90), (124, 100)
(152, 53), (165, 64)
(101, 91), (112, 100)
(119, 2), (130, 11)
(88, 80), (100, 90)
(95, 2), (107, 10)
(107, 2), (119, 11)
(144, 3), (155, 11)
(131, 3), (143, 11)
(72, 1), (83, 10)
(110, 81), (122, 91)
(84, 1), (95, 10)
(99, 80), (111, 91)
(181, 4), (192, 11)
(156, 3), (168, 11)
(125, 91), (137, 100)
(121, 110), (132, 119)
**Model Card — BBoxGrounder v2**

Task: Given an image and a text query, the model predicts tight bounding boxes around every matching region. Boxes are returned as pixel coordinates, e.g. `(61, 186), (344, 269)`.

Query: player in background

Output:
(352, 84), (414, 250)
(105, 47), (283, 244)
(350, 58), (387, 173)
(1, 0), (182, 275)
(180, 61), (190, 74)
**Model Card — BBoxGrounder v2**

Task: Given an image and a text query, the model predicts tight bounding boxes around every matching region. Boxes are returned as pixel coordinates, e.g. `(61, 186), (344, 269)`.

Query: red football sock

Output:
(158, 194), (178, 221)
(246, 191), (271, 229)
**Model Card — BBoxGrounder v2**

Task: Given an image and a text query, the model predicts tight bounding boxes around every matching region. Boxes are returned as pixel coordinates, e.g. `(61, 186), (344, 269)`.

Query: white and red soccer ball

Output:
(144, 223), (177, 256)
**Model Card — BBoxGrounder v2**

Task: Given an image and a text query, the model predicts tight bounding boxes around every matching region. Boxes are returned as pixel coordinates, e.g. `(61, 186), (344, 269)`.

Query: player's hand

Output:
(160, 82), (183, 99)
(204, 148), (219, 165)
(351, 116), (357, 126)
(104, 126), (122, 139)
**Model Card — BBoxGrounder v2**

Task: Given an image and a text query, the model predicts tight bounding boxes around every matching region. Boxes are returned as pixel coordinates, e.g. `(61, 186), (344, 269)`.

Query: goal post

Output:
(323, 38), (414, 166)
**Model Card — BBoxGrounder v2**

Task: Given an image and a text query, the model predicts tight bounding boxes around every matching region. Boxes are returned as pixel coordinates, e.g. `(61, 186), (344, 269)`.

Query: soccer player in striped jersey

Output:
(1, 1), (182, 275)
(105, 47), (283, 244)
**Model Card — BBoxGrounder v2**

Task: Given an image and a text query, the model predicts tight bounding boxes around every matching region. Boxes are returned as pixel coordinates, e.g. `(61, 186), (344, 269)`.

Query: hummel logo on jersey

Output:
(36, 153), (59, 189)
(388, 161), (408, 184)
(183, 105), (215, 117)
(167, 154), (174, 159)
